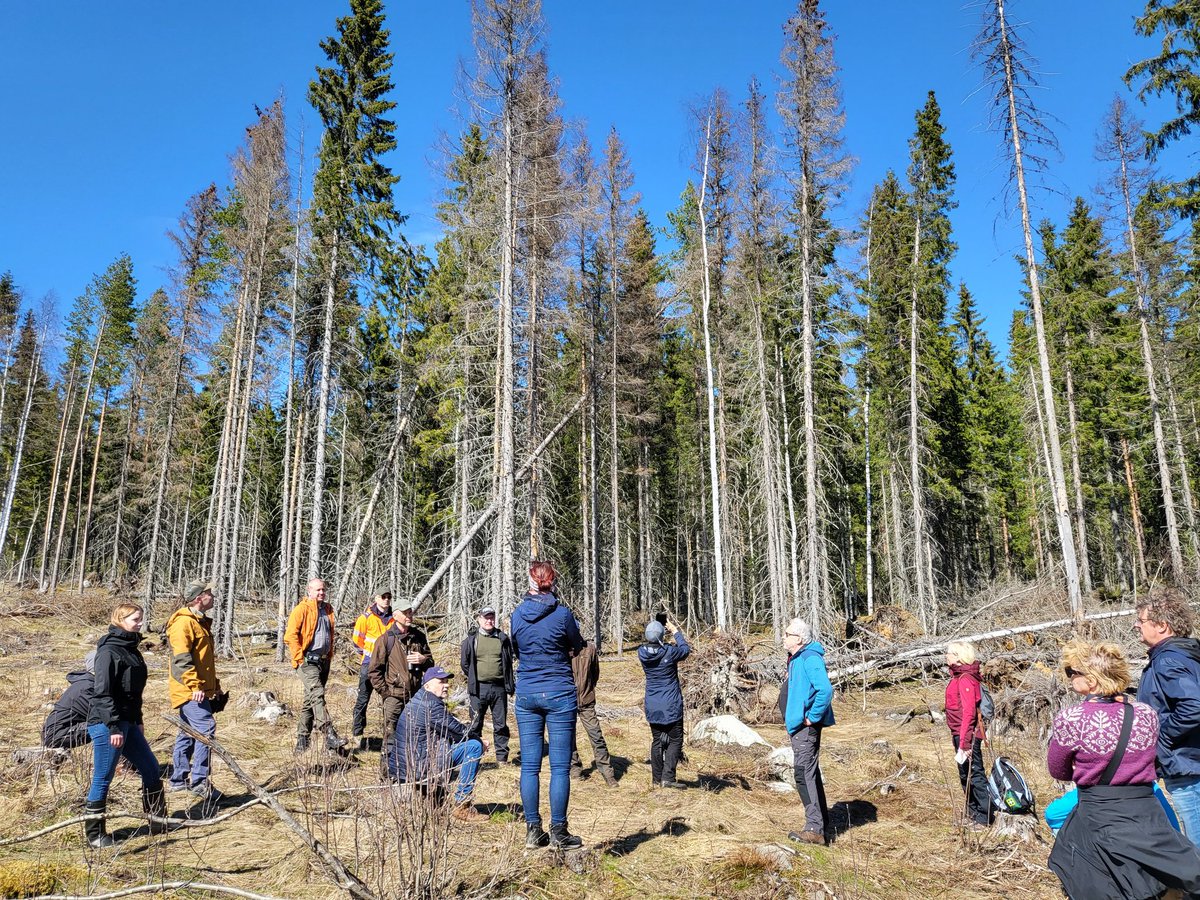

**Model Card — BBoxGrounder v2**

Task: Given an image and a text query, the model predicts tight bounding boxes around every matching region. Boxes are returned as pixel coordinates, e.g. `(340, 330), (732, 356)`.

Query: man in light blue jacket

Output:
(780, 617), (835, 845)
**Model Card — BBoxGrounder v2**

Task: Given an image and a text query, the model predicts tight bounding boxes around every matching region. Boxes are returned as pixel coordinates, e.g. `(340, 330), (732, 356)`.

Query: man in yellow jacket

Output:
(285, 577), (348, 753)
(350, 591), (393, 751)
(167, 581), (223, 801)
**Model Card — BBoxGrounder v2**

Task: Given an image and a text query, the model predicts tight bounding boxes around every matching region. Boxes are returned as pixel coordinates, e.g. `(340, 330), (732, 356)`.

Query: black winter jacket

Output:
(638, 630), (690, 725)
(389, 687), (470, 784)
(460, 626), (515, 696)
(42, 670), (94, 748)
(88, 626), (148, 728)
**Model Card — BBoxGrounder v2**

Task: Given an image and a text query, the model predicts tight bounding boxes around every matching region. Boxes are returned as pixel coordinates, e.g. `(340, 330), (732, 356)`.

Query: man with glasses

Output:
(1135, 586), (1200, 843)
(780, 617), (835, 846)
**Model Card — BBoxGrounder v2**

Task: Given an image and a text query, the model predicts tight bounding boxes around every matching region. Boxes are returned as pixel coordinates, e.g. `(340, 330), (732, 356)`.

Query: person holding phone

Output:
(639, 616), (690, 789)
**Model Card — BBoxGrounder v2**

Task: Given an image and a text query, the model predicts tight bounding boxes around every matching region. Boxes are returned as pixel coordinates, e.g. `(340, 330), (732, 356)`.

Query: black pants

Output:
(791, 724), (830, 834)
(650, 720), (683, 784)
(351, 664), (375, 737)
(468, 682), (510, 760)
(952, 734), (993, 825)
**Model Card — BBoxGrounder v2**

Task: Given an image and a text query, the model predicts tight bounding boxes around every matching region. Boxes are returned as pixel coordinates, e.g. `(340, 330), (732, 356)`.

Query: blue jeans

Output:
(1165, 775), (1200, 844)
(87, 722), (162, 803)
(515, 690), (577, 826)
(170, 699), (215, 787)
(449, 739), (484, 804)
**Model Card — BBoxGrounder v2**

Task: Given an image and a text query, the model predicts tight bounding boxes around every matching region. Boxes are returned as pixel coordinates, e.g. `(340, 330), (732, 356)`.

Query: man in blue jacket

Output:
(781, 616), (834, 845)
(1135, 586), (1200, 843)
(390, 666), (486, 823)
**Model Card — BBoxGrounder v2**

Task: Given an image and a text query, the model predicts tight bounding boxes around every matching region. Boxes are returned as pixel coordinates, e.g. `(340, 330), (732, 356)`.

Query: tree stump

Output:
(990, 811), (1044, 842)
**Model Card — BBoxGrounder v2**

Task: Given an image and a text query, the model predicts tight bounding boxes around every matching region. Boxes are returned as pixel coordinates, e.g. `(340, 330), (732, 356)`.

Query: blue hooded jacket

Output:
(1136, 636), (1200, 778)
(511, 591), (583, 696)
(783, 641), (835, 734)
(638, 630), (691, 725)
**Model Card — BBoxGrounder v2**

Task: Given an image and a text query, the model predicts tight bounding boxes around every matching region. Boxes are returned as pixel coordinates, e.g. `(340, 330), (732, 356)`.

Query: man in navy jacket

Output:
(390, 666), (486, 822)
(1136, 586), (1200, 843)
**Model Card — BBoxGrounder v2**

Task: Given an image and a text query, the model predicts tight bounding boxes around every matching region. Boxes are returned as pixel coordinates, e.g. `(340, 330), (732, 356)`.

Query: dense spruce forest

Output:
(2, 0), (1198, 652)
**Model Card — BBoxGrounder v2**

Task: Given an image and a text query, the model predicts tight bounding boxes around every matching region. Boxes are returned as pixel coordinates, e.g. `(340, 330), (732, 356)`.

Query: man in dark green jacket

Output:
(460, 606), (514, 763)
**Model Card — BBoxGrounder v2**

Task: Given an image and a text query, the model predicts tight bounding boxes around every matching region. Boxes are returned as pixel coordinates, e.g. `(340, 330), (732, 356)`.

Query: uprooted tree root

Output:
(681, 632), (782, 723)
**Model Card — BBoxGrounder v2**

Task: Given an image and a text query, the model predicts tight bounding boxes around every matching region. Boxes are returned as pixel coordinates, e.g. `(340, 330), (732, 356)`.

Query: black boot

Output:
(84, 800), (115, 848)
(295, 733), (311, 753)
(143, 786), (170, 834)
(525, 822), (549, 848)
(548, 822), (583, 850)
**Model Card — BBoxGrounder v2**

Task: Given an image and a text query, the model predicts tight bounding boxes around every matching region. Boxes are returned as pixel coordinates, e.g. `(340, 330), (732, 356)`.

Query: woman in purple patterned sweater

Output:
(1047, 640), (1200, 900)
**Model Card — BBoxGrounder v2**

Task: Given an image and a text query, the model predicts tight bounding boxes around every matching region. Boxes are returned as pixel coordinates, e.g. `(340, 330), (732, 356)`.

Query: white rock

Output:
(690, 715), (769, 748)
(766, 780), (795, 793)
(765, 745), (796, 787)
(252, 704), (287, 725)
(754, 844), (794, 870)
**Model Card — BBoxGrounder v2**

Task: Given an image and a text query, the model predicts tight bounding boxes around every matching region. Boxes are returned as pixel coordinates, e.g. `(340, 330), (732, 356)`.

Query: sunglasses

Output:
(1064, 667), (1083, 678)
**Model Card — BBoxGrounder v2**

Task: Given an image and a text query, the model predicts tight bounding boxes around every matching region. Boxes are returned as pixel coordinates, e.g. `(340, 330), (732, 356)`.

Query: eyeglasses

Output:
(784, 631), (804, 638)
(1132, 616), (1154, 629)
(1064, 667), (1083, 678)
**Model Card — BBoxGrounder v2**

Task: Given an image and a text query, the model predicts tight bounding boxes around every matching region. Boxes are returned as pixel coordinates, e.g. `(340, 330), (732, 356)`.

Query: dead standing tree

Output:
(974, 0), (1083, 618)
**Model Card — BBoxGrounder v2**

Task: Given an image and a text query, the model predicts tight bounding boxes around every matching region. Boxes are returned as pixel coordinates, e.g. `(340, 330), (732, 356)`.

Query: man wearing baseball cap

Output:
(460, 605), (514, 764)
(368, 598), (433, 776)
(166, 580), (224, 802)
(389, 666), (486, 822)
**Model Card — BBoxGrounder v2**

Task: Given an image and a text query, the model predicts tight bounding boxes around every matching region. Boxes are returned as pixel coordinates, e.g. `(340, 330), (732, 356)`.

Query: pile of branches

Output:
(681, 632), (782, 724)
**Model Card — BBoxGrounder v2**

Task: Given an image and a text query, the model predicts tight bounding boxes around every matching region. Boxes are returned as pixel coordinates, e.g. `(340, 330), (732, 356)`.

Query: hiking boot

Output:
(324, 727), (348, 751)
(789, 830), (825, 845)
(294, 733), (311, 754)
(548, 822), (583, 850)
(599, 767), (617, 787)
(84, 800), (114, 848)
(661, 780), (686, 789)
(452, 802), (487, 824)
(356, 735), (368, 752)
(167, 780), (189, 793)
(189, 781), (224, 804)
(525, 823), (550, 848)
(143, 787), (171, 834)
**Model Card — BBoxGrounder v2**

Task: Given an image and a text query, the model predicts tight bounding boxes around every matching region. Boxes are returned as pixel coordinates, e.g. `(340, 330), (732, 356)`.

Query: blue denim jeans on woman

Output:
(515, 690), (577, 826)
(86, 721), (162, 803)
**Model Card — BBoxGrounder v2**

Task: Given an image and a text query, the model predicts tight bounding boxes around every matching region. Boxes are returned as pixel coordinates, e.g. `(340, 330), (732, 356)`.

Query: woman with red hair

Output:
(510, 560), (585, 850)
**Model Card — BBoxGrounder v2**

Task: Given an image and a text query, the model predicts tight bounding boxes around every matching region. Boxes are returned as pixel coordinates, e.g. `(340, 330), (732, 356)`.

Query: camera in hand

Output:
(655, 612), (669, 626)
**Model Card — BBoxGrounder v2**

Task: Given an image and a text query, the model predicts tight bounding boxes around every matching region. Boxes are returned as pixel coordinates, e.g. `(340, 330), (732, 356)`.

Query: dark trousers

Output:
(380, 695), (407, 776)
(352, 663), (375, 736)
(468, 682), (510, 759)
(649, 720), (684, 784)
(791, 724), (829, 834)
(571, 702), (612, 772)
(952, 734), (993, 825)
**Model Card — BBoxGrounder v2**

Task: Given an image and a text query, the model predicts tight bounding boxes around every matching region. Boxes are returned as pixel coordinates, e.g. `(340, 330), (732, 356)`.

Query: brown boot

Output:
(451, 802), (487, 824)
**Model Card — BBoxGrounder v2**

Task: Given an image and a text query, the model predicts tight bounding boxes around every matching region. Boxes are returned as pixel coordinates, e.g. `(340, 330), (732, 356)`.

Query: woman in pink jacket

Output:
(944, 640), (992, 828)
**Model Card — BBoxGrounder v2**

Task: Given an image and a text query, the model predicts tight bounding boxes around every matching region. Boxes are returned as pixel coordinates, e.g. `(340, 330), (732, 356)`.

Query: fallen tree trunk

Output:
(412, 393), (585, 610)
(164, 714), (377, 900)
(828, 607), (1136, 681)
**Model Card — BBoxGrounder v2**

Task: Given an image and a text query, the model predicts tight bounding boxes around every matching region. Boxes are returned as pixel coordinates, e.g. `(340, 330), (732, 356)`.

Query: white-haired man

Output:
(780, 617), (835, 845)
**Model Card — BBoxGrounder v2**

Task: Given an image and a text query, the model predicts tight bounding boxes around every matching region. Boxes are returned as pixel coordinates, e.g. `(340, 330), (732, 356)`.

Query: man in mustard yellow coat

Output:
(166, 581), (223, 801)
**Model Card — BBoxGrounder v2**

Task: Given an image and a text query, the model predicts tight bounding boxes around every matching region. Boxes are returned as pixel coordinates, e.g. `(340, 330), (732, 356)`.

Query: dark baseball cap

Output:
(479, 606), (496, 617)
(422, 665), (454, 684)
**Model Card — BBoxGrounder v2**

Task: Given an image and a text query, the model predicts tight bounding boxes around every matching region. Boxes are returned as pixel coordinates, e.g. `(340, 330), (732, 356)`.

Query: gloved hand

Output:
(954, 748), (969, 765)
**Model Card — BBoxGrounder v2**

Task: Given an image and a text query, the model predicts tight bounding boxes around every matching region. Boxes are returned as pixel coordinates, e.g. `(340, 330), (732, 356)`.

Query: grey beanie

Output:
(644, 620), (665, 644)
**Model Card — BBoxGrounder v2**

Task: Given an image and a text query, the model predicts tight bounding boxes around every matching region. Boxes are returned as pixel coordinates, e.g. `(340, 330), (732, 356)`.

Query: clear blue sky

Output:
(0, 1), (1188, 362)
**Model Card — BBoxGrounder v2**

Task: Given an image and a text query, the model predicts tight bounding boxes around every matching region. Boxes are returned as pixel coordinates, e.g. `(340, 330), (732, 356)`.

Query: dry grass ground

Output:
(0, 586), (1070, 899)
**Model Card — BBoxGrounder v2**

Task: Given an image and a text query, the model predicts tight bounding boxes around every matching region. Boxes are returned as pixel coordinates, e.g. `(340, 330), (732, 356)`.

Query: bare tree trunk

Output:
(0, 339), (41, 556)
(991, 0), (1081, 616)
(76, 392), (109, 592)
(777, 355), (801, 612)
(1163, 362), (1200, 579)
(308, 233), (340, 581)
(1122, 434), (1149, 583)
(38, 361), (79, 589)
(908, 206), (930, 629)
(1064, 364), (1093, 595)
(696, 116), (728, 630)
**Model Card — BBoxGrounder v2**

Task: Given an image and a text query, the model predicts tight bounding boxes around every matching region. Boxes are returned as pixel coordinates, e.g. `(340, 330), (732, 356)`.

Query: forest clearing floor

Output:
(0, 586), (1070, 899)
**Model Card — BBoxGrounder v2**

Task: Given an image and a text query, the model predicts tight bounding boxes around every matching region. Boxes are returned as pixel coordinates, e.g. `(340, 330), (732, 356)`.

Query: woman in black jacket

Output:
(84, 603), (167, 848)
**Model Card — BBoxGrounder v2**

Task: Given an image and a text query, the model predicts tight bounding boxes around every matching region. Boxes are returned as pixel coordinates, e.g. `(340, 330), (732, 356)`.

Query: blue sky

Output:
(0, 1), (1189, 362)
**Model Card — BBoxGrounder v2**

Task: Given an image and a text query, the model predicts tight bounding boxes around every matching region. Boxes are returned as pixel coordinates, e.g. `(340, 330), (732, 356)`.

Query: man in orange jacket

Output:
(351, 591), (393, 750)
(285, 577), (347, 753)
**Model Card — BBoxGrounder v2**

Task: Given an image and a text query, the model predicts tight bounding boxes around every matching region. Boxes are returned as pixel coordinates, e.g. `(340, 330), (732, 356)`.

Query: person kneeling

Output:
(389, 666), (487, 823)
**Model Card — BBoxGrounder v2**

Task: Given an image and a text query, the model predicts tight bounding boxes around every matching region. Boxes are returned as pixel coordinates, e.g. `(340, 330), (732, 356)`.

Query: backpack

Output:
(987, 756), (1035, 815)
(978, 684), (995, 724)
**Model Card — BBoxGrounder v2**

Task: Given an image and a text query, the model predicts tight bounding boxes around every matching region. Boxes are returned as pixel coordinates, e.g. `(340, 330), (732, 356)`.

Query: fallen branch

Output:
(25, 882), (284, 900)
(164, 714), (378, 900)
(829, 608), (1137, 680)
(412, 392), (585, 610)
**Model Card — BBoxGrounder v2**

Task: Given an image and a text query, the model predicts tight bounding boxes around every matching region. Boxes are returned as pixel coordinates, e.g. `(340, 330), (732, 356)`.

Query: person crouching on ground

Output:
(638, 617), (690, 789)
(166, 580), (224, 804)
(42, 650), (96, 750)
(1047, 640), (1200, 899)
(944, 640), (993, 829)
(351, 591), (393, 751)
(461, 605), (514, 764)
(84, 603), (169, 848)
(389, 666), (486, 823)
(781, 617), (834, 846)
